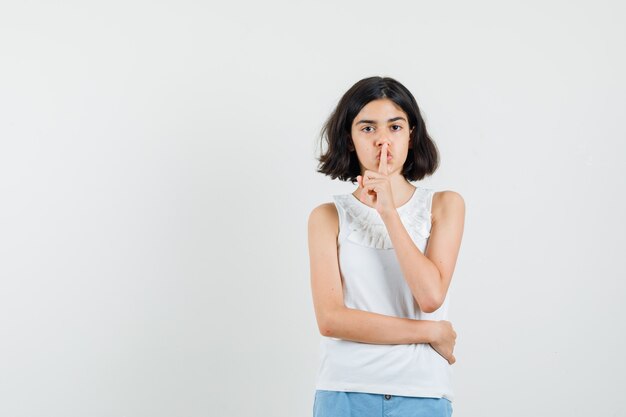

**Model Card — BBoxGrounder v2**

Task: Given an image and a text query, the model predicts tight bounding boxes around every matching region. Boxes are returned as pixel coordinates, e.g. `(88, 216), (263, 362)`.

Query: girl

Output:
(308, 76), (465, 417)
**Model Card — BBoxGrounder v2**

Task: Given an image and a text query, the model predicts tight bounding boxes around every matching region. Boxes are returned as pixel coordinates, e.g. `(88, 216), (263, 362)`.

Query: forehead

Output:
(353, 98), (408, 124)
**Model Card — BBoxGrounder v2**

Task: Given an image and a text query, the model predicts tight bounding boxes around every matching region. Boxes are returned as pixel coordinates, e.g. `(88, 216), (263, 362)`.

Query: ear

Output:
(347, 136), (355, 151)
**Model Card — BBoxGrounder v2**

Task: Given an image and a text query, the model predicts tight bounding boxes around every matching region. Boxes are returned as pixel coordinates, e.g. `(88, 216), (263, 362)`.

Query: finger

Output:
(361, 183), (378, 199)
(362, 170), (384, 183)
(361, 183), (374, 196)
(378, 143), (388, 175)
(359, 176), (371, 192)
(364, 180), (387, 194)
(361, 180), (383, 192)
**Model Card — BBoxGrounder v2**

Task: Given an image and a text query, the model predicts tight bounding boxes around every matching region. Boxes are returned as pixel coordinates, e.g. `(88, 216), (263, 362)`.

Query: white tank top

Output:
(315, 185), (454, 401)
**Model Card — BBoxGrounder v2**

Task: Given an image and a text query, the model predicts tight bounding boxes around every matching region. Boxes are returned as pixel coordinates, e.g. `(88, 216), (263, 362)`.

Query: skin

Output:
(308, 98), (464, 364)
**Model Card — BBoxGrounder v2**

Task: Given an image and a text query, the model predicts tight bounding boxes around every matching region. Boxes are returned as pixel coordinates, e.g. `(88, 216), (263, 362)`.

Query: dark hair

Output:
(316, 76), (439, 183)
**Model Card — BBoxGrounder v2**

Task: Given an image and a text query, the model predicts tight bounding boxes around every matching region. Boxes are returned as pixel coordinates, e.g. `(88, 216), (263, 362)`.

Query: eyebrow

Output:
(355, 116), (407, 125)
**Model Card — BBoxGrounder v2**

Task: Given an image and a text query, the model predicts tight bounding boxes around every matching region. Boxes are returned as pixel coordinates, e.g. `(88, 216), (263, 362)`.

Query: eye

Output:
(391, 125), (402, 131)
(361, 126), (374, 133)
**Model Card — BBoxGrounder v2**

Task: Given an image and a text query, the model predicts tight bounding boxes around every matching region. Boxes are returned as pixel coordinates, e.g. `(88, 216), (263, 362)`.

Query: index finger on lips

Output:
(378, 143), (388, 175)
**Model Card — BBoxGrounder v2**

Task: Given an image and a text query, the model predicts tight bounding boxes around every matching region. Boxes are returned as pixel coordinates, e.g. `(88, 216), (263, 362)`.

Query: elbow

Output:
(319, 323), (334, 337)
(318, 316), (334, 337)
(419, 295), (444, 314)
(318, 307), (344, 337)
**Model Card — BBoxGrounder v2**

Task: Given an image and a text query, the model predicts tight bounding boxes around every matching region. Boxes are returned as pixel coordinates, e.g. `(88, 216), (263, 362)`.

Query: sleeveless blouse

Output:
(314, 186), (454, 401)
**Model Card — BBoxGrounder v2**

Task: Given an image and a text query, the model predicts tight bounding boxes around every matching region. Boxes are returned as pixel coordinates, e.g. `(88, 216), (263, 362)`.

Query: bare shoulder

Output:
(431, 190), (465, 223)
(308, 202), (339, 236)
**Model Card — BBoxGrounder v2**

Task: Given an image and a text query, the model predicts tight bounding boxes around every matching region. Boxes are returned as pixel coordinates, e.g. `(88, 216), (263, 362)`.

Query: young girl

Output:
(308, 76), (465, 417)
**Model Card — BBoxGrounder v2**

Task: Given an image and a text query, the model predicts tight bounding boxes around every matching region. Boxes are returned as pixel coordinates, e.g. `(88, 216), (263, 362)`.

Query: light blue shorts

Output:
(313, 390), (453, 417)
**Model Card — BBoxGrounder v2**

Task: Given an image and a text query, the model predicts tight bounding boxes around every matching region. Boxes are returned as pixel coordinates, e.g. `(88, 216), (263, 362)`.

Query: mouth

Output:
(376, 153), (392, 160)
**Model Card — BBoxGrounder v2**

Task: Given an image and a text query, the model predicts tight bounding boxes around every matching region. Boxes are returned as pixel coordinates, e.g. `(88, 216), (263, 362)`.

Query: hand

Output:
(429, 320), (457, 365)
(356, 143), (394, 215)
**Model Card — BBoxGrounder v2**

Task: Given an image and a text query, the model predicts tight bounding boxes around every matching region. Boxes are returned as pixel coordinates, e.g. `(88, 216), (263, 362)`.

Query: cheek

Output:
(393, 137), (410, 148)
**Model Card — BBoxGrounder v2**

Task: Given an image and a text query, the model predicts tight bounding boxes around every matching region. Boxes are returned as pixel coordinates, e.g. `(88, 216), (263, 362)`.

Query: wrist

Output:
(379, 208), (400, 222)
(415, 320), (437, 344)
(427, 320), (439, 344)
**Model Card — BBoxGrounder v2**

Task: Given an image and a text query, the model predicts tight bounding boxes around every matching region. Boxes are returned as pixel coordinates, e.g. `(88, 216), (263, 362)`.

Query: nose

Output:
(375, 135), (391, 149)
(376, 128), (390, 141)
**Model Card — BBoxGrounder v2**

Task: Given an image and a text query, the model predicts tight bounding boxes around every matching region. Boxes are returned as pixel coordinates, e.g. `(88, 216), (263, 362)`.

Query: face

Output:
(349, 98), (413, 176)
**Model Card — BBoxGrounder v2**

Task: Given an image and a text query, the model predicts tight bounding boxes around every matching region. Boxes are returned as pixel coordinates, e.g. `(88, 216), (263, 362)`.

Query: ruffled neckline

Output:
(333, 186), (432, 250)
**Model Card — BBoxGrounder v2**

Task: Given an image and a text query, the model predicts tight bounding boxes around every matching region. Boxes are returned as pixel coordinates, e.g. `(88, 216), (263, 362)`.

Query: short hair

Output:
(316, 76), (439, 183)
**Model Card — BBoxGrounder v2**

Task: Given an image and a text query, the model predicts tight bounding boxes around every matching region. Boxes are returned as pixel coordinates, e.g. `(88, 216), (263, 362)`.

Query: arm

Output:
(329, 309), (457, 363)
(322, 307), (438, 345)
(308, 203), (438, 345)
(381, 191), (465, 313)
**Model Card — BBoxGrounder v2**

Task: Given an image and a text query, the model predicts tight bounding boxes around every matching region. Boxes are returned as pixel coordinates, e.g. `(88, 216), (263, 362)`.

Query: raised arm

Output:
(308, 203), (456, 362)
(382, 190), (465, 313)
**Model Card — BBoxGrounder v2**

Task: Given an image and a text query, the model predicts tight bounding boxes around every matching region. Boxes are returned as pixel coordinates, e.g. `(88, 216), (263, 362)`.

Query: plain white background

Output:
(1, 1), (625, 416)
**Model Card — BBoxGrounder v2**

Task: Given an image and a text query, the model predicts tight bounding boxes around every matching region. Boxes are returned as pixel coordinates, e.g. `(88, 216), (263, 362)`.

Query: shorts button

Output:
(384, 394), (391, 400)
